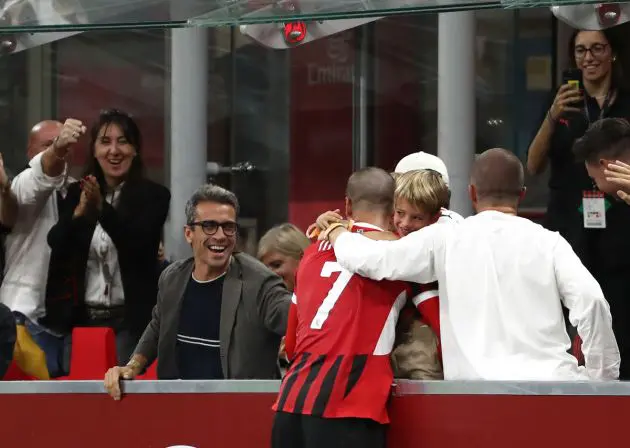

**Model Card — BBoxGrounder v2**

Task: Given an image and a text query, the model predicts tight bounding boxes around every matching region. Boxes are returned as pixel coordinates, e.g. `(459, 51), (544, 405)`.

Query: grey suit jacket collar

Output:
(163, 256), (243, 378)
(220, 258), (242, 378)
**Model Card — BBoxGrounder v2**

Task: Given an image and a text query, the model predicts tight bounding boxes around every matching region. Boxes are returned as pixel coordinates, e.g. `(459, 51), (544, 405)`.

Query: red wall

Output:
(287, 22), (430, 231)
(288, 32), (354, 231)
(56, 41), (165, 170)
(1, 390), (627, 447)
(373, 17), (423, 171)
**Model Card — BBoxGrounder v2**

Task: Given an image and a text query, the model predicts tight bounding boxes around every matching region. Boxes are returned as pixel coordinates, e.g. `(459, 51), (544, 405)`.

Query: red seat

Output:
(2, 361), (36, 381)
(65, 327), (117, 380)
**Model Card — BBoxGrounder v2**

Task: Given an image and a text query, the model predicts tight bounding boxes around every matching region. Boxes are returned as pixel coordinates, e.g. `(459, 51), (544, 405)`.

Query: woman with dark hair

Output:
(527, 30), (630, 379)
(47, 109), (170, 363)
(527, 29), (630, 259)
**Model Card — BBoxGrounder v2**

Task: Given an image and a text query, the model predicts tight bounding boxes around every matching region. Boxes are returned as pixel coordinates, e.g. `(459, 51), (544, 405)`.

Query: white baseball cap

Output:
(394, 151), (450, 187)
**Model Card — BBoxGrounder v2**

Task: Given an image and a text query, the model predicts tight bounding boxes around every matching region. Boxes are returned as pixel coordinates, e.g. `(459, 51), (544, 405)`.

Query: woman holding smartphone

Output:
(527, 29), (630, 379)
(527, 29), (628, 261)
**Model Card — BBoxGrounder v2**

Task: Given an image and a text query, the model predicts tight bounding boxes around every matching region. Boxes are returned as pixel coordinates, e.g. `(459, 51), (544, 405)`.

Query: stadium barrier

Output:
(1, 379), (627, 447)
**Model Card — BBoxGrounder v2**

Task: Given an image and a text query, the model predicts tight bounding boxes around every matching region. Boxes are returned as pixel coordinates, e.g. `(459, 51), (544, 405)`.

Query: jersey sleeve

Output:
(284, 294), (298, 361)
(554, 235), (619, 380)
(410, 281), (440, 339)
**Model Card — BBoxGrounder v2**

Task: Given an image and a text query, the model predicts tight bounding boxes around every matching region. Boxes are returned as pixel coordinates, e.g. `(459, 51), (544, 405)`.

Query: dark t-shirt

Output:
(176, 274), (225, 380)
(542, 90), (630, 258)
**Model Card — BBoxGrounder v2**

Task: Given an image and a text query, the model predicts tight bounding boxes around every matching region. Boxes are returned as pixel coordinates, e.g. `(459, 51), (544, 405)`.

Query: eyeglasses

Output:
(575, 43), (608, 59)
(188, 220), (238, 237)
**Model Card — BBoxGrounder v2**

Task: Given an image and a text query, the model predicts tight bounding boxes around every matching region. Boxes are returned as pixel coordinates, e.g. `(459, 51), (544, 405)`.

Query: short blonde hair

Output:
(395, 170), (449, 216)
(257, 223), (310, 261)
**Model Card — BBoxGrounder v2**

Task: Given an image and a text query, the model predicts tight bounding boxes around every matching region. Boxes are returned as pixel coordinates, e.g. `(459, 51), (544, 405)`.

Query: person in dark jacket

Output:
(573, 118), (630, 380)
(0, 303), (15, 378)
(104, 185), (290, 400)
(47, 109), (170, 364)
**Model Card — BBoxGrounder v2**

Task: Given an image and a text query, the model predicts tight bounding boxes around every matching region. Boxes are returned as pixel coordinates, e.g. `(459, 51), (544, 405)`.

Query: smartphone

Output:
(562, 68), (583, 107)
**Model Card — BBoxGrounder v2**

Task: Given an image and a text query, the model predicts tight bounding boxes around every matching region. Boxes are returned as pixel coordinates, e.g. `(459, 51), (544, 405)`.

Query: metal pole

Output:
(438, 12), (476, 217)
(353, 25), (373, 170)
(166, 27), (209, 260)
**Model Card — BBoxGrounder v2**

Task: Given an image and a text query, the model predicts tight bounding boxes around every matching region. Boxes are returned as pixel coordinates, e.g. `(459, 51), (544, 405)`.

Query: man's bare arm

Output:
(40, 119), (86, 177)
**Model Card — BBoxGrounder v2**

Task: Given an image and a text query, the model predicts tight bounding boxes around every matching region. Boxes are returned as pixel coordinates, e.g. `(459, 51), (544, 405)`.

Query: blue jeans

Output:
(24, 318), (71, 378)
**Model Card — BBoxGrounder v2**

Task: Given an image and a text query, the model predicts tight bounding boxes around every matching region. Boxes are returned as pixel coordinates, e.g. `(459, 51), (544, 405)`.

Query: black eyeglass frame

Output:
(574, 43), (609, 59)
(188, 220), (239, 236)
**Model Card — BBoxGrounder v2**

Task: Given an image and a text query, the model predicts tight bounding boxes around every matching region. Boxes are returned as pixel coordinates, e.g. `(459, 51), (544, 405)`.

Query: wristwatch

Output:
(126, 358), (141, 371)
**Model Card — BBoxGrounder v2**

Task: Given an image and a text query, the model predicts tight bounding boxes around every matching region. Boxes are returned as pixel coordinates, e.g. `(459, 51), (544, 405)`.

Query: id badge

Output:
(582, 191), (606, 229)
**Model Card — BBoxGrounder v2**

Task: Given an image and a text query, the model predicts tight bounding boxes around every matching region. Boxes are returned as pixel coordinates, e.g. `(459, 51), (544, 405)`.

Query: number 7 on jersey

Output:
(310, 261), (354, 330)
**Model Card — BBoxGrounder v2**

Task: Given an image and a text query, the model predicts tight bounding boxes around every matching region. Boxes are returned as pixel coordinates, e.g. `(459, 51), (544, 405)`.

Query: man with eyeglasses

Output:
(104, 184), (291, 398)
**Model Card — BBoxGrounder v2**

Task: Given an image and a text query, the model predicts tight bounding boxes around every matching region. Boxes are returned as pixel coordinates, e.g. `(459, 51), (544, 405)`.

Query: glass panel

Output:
(192, 0), (499, 26)
(474, 9), (554, 219)
(373, 14), (438, 170)
(1, 8), (562, 260)
(0, 50), (28, 175)
(0, 0), (622, 32)
(192, 0), (627, 26)
(54, 30), (167, 183)
(228, 27), (292, 248)
(370, 10), (554, 222)
(285, 30), (355, 231)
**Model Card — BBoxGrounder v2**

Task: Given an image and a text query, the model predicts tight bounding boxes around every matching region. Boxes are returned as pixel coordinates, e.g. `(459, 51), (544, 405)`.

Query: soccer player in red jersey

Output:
(310, 169), (446, 344)
(272, 167), (418, 448)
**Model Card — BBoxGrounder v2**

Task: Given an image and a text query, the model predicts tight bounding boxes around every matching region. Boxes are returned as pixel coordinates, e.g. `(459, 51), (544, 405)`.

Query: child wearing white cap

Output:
(394, 151), (464, 224)
(395, 151), (450, 187)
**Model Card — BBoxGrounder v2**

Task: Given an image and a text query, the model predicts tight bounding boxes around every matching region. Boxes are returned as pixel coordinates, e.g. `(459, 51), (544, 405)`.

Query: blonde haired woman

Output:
(257, 223), (309, 292)
(258, 223), (309, 374)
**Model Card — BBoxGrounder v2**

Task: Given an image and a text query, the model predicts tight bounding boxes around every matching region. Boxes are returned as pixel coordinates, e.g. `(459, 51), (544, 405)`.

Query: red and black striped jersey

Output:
(406, 281), (440, 339)
(390, 231), (440, 337)
(273, 223), (410, 424)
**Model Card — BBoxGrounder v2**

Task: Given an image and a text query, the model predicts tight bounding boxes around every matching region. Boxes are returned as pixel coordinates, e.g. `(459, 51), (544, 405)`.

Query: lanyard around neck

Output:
(584, 89), (613, 124)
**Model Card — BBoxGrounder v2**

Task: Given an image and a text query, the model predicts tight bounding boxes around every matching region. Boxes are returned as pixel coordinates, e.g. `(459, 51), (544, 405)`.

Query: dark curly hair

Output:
(573, 117), (630, 163)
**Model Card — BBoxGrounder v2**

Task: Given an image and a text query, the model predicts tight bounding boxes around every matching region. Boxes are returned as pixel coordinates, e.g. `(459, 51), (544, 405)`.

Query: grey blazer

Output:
(134, 253), (291, 379)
